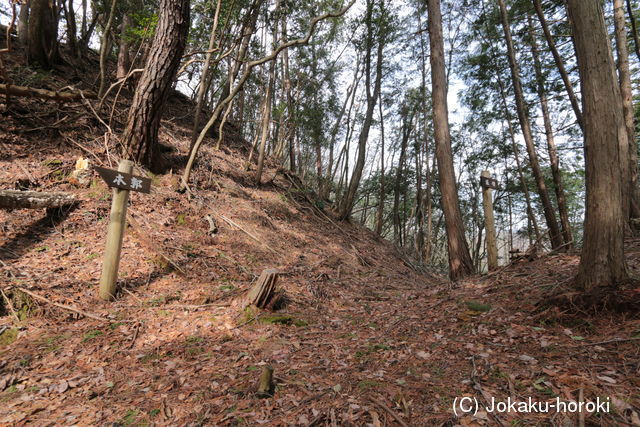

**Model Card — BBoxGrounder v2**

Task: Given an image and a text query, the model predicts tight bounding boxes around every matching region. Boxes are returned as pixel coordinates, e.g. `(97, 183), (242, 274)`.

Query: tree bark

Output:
(567, 0), (629, 293)
(427, 0), (474, 280)
(497, 0), (563, 250)
(613, 0), (640, 223)
(121, 0), (190, 172)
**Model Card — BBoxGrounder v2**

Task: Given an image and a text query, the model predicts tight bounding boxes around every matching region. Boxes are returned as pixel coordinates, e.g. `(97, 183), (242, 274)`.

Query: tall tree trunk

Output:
(338, 0), (384, 220)
(121, 0), (190, 172)
(213, 0), (262, 116)
(375, 92), (385, 235)
(393, 113), (412, 245)
(528, 16), (573, 247)
(625, 0), (640, 63)
(322, 62), (360, 200)
(613, 0), (640, 223)
(567, 0), (629, 294)
(414, 136), (425, 257)
(116, 14), (133, 80)
(533, 0), (584, 132)
(495, 73), (542, 243)
(255, 0), (280, 184)
(98, 0), (118, 97)
(427, 0), (474, 279)
(27, 0), (58, 68)
(188, 0), (223, 150)
(497, 0), (563, 250)
(63, 0), (78, 57)
(18, 0), (29, 46)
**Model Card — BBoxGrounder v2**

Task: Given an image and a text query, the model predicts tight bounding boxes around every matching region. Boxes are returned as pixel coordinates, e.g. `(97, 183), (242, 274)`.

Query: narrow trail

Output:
(0, 81), (638, 426)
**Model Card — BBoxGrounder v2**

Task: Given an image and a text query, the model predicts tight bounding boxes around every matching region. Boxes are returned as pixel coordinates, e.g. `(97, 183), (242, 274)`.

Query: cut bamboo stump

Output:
(256, 365), (274, 398)
(0, 190), (77, 210)
(245, 269), (279, 308)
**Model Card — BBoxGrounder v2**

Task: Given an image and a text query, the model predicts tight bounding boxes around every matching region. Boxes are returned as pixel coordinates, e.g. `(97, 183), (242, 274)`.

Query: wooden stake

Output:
(99, 159), (134, 300)
(481, 171), (498, 271)
(256, 365), (274, 398)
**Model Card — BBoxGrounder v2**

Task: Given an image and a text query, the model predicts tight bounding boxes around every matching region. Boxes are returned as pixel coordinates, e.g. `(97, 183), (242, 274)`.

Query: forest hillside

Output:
(0, 48), (639, 425)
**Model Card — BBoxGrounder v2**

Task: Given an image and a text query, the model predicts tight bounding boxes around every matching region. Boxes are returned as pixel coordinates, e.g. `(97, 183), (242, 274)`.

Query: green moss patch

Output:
(0, 328), (18, 347)
(465, 300), (492, 312)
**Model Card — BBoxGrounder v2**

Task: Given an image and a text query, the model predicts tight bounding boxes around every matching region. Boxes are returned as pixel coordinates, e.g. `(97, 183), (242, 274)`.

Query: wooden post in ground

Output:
(481, 170), (498, 271)
(99, 160), (134, 300)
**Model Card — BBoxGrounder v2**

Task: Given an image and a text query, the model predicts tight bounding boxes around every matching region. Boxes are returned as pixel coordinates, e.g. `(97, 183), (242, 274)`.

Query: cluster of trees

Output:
(4, 0), (639, 298)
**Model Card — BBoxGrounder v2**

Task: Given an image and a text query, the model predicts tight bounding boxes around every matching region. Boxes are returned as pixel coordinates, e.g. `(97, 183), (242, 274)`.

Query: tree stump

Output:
(245, 269), (279, 309)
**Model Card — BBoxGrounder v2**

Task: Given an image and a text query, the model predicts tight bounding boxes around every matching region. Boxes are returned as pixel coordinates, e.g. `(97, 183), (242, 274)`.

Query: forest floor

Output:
(1, 53), (640, 426)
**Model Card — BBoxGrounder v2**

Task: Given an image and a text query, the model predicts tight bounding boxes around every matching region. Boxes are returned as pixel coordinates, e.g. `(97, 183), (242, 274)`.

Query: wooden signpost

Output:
(97, 160), (152, 300)
(480, 171), (499, 271)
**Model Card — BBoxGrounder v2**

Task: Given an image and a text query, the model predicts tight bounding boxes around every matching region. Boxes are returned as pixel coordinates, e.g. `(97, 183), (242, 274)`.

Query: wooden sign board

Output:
(95, 166), (152, 193)
(480, 176), (499, 190)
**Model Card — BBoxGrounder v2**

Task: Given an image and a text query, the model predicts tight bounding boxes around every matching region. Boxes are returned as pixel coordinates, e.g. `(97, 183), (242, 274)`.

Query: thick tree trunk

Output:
(497, 0), (563, 250)
(567, 0), (629, 293)
(533, 0), (583, 132)
(427, 0), (474, 280)
(121, 0), (190, 172)
(528, 17), (573, 247)
(27, 0), (58, 68)
(613, 0), (640, 223)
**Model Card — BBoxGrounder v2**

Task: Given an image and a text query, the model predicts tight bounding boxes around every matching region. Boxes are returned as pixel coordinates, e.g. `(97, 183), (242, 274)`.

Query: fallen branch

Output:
(572, 337), (640, 348)
(0, 190), (77, 210)
(0, 288), (19, 323)
(212, 210), (280, 254)
(10, 286), (112, 322)
(369, 397), (410, 427)
(0, 84), (96, 101)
